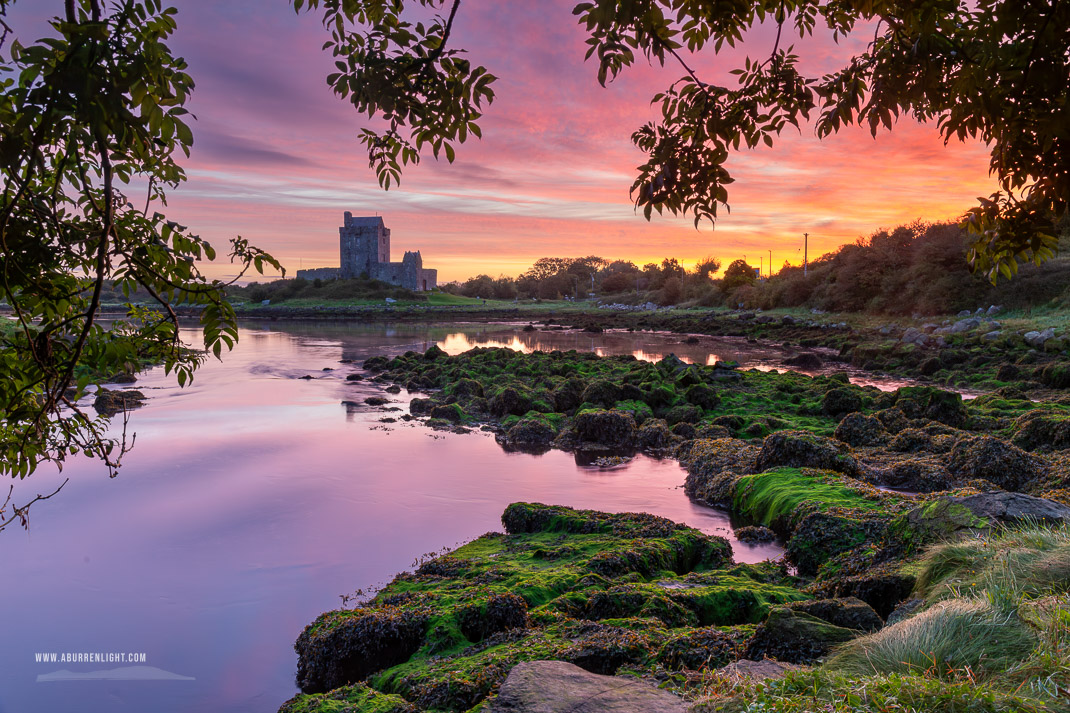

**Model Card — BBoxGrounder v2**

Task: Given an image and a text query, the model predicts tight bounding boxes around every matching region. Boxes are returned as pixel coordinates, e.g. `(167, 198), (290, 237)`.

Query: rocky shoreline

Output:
(280, 345), (1070, 712)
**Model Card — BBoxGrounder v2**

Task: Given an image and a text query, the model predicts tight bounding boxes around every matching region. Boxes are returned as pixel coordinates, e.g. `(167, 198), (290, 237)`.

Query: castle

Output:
(295, 213), (437, 291)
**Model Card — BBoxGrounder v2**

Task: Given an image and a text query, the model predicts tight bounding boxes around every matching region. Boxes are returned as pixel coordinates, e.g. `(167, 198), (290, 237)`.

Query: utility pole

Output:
(759, 255), (763, 278)
(768, 249), (772, 277)
(803, 233), (809, 276)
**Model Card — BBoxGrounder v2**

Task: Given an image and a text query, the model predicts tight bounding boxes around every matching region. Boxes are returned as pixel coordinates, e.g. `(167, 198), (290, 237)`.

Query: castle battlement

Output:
(297, 213), (437, 291)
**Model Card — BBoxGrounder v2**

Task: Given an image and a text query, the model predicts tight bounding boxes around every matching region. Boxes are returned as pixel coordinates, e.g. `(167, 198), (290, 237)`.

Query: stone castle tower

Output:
(297, 212), (437, 291)
(339, 213), (390, 279)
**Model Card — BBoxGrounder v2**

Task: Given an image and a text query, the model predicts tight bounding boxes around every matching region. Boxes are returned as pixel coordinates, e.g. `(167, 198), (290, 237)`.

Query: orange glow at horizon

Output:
(8, 2), (997, 285)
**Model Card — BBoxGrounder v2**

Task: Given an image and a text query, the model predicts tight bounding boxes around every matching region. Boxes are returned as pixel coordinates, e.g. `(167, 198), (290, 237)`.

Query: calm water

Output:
(1, 322), (906, 713)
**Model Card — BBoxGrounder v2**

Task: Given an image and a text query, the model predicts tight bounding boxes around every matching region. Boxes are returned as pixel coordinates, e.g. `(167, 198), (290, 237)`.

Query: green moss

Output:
(731, 468), (892, 530)
(279, 682), (417, 713)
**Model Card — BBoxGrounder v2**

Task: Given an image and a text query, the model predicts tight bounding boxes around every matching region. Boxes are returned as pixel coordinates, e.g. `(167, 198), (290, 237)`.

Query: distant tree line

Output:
(447, 218), (1070, 315)
(444, 255), (724, 305)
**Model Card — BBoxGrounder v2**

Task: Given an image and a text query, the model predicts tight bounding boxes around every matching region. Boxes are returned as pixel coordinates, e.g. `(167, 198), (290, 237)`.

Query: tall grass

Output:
(828, 598), (1036, 678)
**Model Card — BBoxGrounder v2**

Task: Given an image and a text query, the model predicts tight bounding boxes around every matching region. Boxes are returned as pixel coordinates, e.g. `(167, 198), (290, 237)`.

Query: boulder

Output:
(581, 380), (623, 408)
(883, 460), (952, 493)
(1024, 328), (1056, 348)
(893, 386), (967, 428)
(821, 388), (864, 416)
(735, 525), (777, 543)
(486, 660), (689, 713)
(92, 389), (147, 417)
(573, 410), (638, 448)
(900, 327), (927, 346)
(950, 318), (981, 334)
(981, 330), (1002, 342)
(506, 418), (558, 447)
(785, 597), (883, 632)
(636, 419), (678, 450)
(754, 430), (859, 475)
(490, 387), (533, 417)
(947, 436), (1046, 490)
(743, 607), (859, 664)
(295, 607), (427, 693)
(784, 352), (823, 370)
(1011, 409), (1070, 452)
(951, 491), (1070, 524)
(834, 412), (888, 447)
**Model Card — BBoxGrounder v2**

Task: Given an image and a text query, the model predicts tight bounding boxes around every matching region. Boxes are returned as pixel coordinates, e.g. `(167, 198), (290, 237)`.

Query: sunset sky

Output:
(13, 1), (997, 282)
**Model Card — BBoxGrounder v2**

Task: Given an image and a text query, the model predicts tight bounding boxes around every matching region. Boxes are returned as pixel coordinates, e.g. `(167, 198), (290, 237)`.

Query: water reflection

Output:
(3, 321), (791, 713)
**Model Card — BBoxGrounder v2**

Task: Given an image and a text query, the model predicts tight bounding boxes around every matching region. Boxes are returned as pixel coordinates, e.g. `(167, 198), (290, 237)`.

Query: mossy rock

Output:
(685, 383), (721, 409)
(295, 607), (428, 693)
(636, 418), (678, 450)
(279, 682), (417, 713)
(754, 430), (859, 475)
(573, 409), (638, 448)
(580, 380), (623, 408)
(946, 435), (1046, 490)
(664, 403), (703, 425)
(489, 386), (533, 417)
(428, 403), (467, 423)
(833, 412), (888, 447)
(456, 593), (529, 642)
(743, 607), (859, 664)
(893, 386), (967, 427)
(821, 387), (864, 416)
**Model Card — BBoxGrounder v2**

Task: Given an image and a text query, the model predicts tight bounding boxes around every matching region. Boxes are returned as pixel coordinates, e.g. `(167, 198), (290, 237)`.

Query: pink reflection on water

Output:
(2, 322), (787, 713)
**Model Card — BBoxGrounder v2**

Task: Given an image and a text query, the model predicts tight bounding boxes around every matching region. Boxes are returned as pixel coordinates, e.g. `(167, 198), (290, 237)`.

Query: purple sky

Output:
(11, 1), (995, 281)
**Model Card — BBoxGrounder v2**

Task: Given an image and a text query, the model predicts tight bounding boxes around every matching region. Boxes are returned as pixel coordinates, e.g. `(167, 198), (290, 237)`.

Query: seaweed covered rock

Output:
(657, 627), (740, 670)
(888, 428), (939, 453)
(735, 525), (777, 543)
(821, 387), (864, 416)
(664, 404), (703, 425)
(681, 438), (760, 505)
(784, 597), (882, 632)
(743, 607), (859, 663)
(294, 606), (428, 693)
(872, 407), (910, 434)
(580, 380), (623, 408)
(786, 511), (888, 576)
(685, 383), (721, 409)
(572, 409), (638, 448)
(429, 403), (467, 423)
(489, 387), (533, 417)
(892, 386), (968, 427)
(834, 412), (888, 447)
(1011, 409), (1070, 452)
(754, 430), (859, 475)
(504, 416), (558, 447)
(882, 460), (952, 493)
(456, 593), (529, 642)
(784, 352), (823, 370)
(636, 418), (678, 450)
(695, 424), (732, 440)
(279, 682), (417, 713)
(807, 569), (917, 620)
(563, 624), (659, 675)
(446, 378), (484, 400)
(947, 436), (1045, 490)
(409, 398), (434, 416)
(93, 389), (147, 417)
(552, 378), (586, 413)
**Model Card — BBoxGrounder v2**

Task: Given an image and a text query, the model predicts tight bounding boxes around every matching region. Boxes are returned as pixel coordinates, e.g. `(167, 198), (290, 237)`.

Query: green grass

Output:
(828, 598), (1037, 678)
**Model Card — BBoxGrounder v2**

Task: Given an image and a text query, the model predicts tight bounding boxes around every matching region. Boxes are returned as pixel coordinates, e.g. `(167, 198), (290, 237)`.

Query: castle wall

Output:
(323, 212), (436, 290)
(295, 267), (341, 281)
